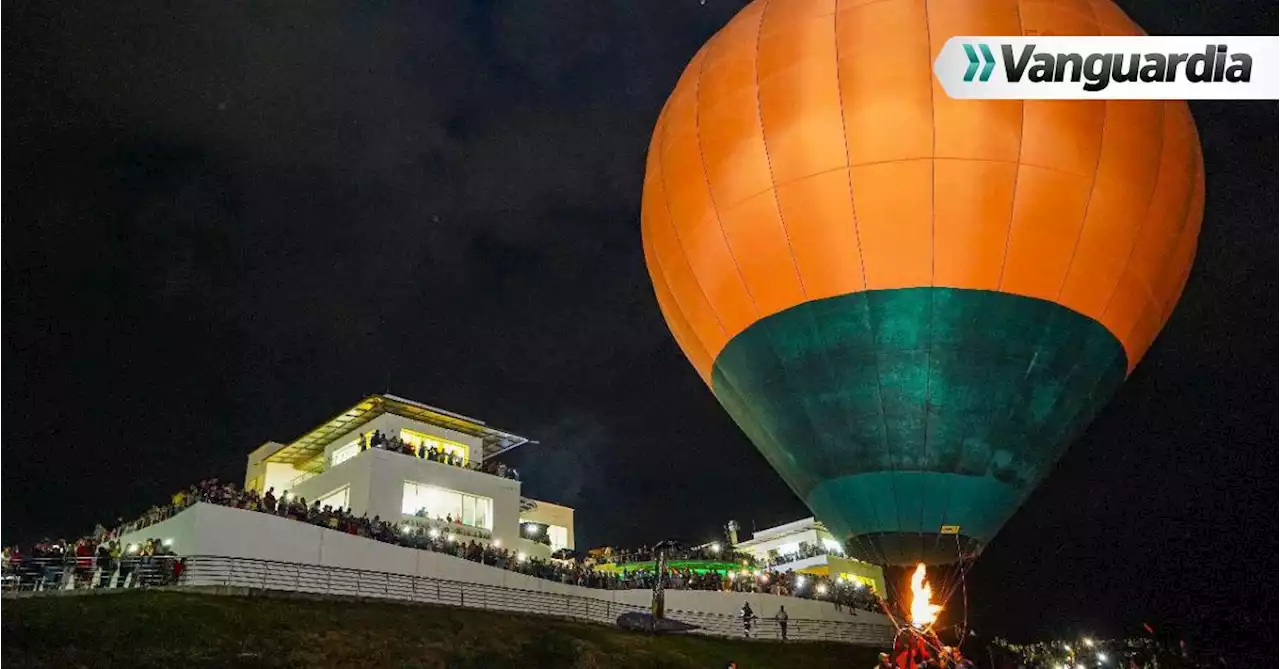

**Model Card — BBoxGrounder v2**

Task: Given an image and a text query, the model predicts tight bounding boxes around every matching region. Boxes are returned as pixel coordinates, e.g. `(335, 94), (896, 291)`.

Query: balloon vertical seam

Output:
(831, 2), (871, 293)
(750, 0), (810, 302)
(995, 0), (1029, 292)
(692, 34), (762, 321)
(655, 101), (730, 343)
(1097, 102), (1169, 324)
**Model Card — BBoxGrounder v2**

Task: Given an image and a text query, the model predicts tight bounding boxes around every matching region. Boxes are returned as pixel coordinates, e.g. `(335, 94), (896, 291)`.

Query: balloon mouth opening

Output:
(843, 531), (984, 567)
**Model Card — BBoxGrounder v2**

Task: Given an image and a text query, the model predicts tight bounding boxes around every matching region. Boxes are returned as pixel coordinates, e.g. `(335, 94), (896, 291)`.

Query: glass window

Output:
(331, 440), (360, 467)
(548, 525), (569, 551)
(400, 429), (470, 463)
(474, 497), (490, 530)
(318, 485), (350, 510)
(401, 481), (492, 530)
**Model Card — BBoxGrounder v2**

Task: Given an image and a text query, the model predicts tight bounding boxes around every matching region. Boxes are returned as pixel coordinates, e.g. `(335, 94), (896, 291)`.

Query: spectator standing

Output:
(775, 605), (789, 641)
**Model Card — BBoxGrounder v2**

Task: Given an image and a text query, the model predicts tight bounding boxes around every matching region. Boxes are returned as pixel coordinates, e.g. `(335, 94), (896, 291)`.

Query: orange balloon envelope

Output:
(641, 0), (1202, 565)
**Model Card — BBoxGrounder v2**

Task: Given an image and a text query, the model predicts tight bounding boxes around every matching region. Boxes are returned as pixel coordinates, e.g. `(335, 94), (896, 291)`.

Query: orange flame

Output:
(909, 563), (942, 629)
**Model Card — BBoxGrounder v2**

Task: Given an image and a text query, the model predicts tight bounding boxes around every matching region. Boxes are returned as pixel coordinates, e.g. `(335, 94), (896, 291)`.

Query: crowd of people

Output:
(2, 537), (183, 591)
(989, 636), (1226, 669)
(764, 541), (831, 567)
(3, 477), (891, 615)
(594, 543), (746, 565)
(357, 430), (520, 480)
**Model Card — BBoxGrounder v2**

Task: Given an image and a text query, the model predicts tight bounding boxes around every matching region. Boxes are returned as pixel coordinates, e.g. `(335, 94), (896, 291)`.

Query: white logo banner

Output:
(934, 36), (1280, 100)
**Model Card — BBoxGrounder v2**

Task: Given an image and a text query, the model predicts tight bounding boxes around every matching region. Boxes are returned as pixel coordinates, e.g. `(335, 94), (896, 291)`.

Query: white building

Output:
(243, 394), (575, 558)
(734, 517), (886, 595)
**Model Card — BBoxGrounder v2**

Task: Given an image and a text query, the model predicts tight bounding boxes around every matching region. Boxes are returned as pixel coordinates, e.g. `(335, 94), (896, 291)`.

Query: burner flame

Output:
(909, 563), (942, 629)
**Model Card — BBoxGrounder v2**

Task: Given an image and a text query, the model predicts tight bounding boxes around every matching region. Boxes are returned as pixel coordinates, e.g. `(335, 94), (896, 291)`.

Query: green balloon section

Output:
(709, 288), (1128, 566)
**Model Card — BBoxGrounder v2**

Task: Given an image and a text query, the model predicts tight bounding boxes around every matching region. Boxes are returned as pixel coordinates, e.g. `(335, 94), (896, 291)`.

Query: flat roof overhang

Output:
(265, 394), (531, 472)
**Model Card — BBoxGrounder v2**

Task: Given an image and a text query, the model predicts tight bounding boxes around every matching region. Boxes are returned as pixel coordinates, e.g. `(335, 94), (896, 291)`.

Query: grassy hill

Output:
(4, 590), (884, 668)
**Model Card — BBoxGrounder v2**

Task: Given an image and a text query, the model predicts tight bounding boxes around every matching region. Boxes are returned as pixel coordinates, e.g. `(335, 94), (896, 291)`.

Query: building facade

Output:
(243, 394), (575, 558)
(734, 517), (886, 595)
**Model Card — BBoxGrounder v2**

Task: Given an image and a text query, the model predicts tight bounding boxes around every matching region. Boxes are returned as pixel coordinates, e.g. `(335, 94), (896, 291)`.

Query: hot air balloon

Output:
(641, 0), (1203, 566)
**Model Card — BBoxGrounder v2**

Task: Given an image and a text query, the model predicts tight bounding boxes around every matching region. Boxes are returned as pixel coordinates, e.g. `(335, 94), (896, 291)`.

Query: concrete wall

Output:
(244, 442), (294, 492)
(519, 498), (576, 550)
(242, 413), (488, 496)
(288, 450), (375, 515)
(121, 503), (895, 631)
(269, 449), (523, 547)
(742, 528), (825, 559)
(826, 555), (888, 595)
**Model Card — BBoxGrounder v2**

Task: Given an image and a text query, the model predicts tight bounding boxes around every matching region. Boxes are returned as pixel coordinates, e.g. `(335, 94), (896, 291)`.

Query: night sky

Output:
(5, 0), (1275, 658)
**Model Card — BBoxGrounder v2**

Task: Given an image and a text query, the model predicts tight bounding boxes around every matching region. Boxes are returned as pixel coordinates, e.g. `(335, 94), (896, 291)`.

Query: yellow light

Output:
(816, 584), (828, 595)
(517, 552), (527, 563)
(126, 544), (137, 554)
(796, 576), (807, 588)
(446, 534), (456, 542)
(162, 539), (174, 547)
(428, 528), (440, 539)
(401, 428), (469, 462)
(710, 542), (721, 553)
(493, 539), (502, 548)
(908, 563), (942, 629)
(1098, 653), (1108, 663)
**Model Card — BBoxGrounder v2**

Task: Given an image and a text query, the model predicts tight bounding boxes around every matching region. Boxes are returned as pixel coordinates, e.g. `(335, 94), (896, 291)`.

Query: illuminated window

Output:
(318, 485), (350, 510)
(822, 538), (844, 554)
(778, 542), (801, 556)
(331, 441), (360, 467)
(841, 573), (877, 592)
(401, 429), (470, 463)
(402, 481), (491, 530)
(548, 525), (569, 551)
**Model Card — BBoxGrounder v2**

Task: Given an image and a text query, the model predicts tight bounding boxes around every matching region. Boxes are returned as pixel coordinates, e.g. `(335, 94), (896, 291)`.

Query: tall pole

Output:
(651, 549), (667, 621)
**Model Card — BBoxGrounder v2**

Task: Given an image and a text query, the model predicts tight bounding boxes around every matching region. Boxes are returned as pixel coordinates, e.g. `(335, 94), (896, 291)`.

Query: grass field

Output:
(3, 590), (883, 668)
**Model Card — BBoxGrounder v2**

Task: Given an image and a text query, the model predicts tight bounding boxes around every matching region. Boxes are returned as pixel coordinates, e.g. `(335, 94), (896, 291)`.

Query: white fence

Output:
(182, 554), (893, 645)
(2, 556), (180, 593)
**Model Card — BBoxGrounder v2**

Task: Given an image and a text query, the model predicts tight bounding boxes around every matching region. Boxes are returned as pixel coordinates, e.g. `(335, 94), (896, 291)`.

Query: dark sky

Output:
(5, 0), (1275, 657)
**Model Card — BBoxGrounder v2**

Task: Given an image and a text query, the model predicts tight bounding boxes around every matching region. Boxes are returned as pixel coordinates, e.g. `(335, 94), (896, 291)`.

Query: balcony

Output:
(349, 443), (522, 481)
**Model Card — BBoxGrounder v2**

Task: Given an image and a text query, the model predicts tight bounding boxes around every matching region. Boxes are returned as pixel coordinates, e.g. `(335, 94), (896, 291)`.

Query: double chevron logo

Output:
(962, 43), (997, 82)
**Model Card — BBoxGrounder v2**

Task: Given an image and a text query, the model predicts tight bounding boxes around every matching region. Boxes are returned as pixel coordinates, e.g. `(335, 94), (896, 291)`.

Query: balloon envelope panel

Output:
(641, 0), (1203, 565)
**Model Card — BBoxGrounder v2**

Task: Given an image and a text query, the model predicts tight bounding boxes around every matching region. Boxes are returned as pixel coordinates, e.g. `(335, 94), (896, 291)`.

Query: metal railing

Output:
(287, 470), (317, 488)
(178, 555), (892, 645)
(2, 556), (182, 593)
